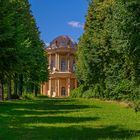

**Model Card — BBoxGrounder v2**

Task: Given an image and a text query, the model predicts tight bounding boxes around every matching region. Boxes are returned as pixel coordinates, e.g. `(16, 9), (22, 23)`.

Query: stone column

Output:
(49, 54), (51, 66)
(49, 54), (52, 71)
(58, 79), (60, 96)
(58, 54), (60, 71)
(55, 53), (58, 70)
(68, 78), (71, 96)
(52, 79), (56, 97)
(67, 53), (70, 72)
(41, 83), (43, 95)
(48, 79), (51, 97)
(55, 79), (58, 97)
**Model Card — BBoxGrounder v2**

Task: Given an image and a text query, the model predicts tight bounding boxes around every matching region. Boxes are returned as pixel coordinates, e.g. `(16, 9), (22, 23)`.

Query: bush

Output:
(22, 93), (36, 100)
(71, 84), (103, 99)
(132, 86), (140, 101)
(134, 100), (140, 113)
(82, 88), (94, 98)
(104, 80), (135, 101)
(70, 84), (88, 98)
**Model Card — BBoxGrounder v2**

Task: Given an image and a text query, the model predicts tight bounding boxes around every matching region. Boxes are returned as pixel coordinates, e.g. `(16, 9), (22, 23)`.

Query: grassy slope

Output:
(0, 96), (140, 140)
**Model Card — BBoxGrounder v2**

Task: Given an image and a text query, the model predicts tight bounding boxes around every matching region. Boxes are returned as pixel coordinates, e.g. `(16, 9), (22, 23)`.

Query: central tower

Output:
(41, 36), (77, 97)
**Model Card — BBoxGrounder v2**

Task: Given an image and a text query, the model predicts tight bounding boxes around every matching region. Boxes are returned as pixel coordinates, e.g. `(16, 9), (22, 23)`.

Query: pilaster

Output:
(67, 53), (70, 72)
(55, 53), (58, 70)
(68, 78), (71, 96)
(58, 79), (60, 96)
(48, 79), (51, 97)
(58, 54), (60, 71)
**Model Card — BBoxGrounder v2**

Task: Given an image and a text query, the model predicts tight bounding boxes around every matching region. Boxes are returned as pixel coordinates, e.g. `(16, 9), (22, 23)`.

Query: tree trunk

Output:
(14, 74), (18, 96)
(0, 80), (4, 100)
(38, 85), (41, 94)
(34, 84), (38, 97)
(2, 82), (4, 100)
(31, 83), (34, 94)
(7, 78), (12, 100)
(14, 81), (18, 96)
(18, 74), (23, 96)
(26, 83), (33, 93)
(26, 83), (30, 93)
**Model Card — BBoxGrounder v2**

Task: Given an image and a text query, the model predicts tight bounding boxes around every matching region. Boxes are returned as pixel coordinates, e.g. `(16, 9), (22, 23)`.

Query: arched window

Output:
(61, 59), (66, 71)
(61, 87), (66, 96)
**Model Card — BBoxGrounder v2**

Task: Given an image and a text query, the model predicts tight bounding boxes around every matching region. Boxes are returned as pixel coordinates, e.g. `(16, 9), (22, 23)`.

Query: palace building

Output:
(41, 36), (78, 97)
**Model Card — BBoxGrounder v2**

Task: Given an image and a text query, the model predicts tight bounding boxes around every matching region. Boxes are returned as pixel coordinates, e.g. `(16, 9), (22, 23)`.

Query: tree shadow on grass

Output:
(0, 125), (139, 140)
(0, 98), (101, 129)
(0, 97), (140, 139)
(14, 116), (100, 124)
(0, 98), (101, 117)
(37, 96), (73, 102)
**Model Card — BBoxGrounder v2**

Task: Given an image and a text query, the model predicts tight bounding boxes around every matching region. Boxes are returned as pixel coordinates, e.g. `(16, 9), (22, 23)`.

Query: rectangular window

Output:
(61, 60), (66, 71)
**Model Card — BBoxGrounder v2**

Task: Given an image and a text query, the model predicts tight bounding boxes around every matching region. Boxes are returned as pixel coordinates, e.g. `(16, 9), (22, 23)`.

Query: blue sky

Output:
(28, 0), (88, 45)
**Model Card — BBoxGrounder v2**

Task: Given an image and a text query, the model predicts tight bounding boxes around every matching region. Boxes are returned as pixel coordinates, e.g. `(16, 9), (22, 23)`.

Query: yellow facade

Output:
(41, 36), (77, 97)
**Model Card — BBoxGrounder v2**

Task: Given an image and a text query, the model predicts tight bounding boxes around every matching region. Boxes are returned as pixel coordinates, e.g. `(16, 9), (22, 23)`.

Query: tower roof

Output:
(49, 35), (77, 48)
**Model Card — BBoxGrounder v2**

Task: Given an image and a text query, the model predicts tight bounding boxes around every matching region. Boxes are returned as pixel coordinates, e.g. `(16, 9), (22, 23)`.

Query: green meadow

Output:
(0, 97), (140, 140)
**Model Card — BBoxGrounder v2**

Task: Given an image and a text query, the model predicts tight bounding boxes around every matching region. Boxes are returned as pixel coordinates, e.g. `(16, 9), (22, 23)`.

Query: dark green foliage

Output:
(82, 89), (94, 98)
(0, 0), (48, 99)
(11, 94), (20, 100)
(22, 93), (36, 100)
(134, 101), (140, 113)
(70, 85), (88, 98)
(76, 0), (140, 102)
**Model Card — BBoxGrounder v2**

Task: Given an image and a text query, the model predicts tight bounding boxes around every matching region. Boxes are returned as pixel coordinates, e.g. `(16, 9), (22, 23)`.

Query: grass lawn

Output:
(0, 96), (140, 140)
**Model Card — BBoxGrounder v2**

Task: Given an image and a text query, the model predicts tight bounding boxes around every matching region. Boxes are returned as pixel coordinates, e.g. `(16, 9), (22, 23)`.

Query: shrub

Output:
(104, 80), (134, 101)
(22, 93), (36, 100)
(132, 86), (140, 101)
(70, 84), (88, 98)
(82, 88), (94, 98)
(134, 100), (140, 113)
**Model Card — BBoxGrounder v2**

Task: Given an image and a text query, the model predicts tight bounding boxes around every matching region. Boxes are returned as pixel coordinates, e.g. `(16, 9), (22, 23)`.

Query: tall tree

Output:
(0, 0), (48, 99)
(0, 0), (17, 99)
(76, 0), (140, 101)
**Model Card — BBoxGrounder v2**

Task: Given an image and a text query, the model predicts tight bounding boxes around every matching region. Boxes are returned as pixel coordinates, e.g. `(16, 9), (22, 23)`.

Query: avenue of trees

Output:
(1, 0), (139, 107)
(74, 0), (140, 103)
(0, 0), (48, 100)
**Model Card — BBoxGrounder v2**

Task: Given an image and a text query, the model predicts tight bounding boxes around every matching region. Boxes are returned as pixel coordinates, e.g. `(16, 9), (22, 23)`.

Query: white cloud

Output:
(68, 21), (84, 28)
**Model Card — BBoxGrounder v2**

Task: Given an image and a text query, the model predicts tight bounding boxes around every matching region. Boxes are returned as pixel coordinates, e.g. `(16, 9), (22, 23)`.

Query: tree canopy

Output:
(76, 0), (140, 102)
(0, 0), (48, 99)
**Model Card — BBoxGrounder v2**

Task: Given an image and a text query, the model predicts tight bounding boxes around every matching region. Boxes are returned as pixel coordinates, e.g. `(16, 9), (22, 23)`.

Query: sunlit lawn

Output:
(0, 96), (140, 140)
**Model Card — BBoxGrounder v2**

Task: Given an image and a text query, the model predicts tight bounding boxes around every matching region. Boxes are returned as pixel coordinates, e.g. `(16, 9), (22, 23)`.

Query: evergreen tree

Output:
(0, 0), (17, 99)
(76, 0), (140, 101)
(0, 0), (48, 99)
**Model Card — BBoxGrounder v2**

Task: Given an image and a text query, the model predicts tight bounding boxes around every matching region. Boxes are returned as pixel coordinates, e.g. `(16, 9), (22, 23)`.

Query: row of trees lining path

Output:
(0, 0), (48, 100)
(75, 0), (140, 104)
(0, 0), (139, 109)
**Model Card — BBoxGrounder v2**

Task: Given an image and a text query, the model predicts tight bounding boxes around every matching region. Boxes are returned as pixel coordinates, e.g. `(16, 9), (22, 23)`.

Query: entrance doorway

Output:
(61, 87), (66, 96)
